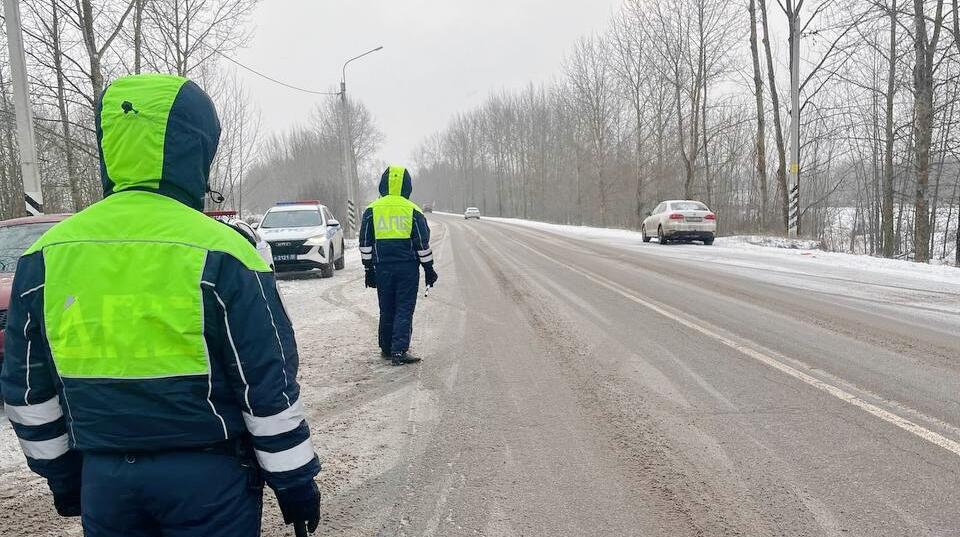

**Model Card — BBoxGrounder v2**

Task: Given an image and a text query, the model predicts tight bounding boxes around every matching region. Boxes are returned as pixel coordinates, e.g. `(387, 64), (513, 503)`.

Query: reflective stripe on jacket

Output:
(0, 74), (319, 493)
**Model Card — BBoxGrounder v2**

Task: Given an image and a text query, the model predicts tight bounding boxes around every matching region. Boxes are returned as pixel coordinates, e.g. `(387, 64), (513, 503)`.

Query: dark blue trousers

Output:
(81, 450), (263, 537)
(375, 262), (420, 354)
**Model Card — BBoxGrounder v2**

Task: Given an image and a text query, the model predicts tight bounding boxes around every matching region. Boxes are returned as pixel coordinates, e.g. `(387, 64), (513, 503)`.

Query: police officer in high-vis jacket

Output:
(359, 166), (438, 365)
(0, 74), (321, 536)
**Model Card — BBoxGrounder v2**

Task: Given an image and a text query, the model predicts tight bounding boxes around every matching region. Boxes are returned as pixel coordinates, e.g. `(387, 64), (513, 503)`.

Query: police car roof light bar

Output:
(276, 200), (321, 206)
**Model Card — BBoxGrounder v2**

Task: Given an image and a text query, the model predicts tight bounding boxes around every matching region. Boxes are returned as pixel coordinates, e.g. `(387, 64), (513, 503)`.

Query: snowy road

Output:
(2, 214), (960, 535)
(307, 214), (960, 536)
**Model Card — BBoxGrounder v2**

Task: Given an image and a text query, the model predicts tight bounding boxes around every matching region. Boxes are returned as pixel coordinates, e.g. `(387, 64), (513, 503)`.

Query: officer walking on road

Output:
(0, 74), (321, 536)
(359, 166), (438, 365)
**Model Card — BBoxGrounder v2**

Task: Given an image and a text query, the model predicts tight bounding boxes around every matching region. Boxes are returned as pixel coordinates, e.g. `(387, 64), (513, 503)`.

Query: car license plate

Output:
(686, 217), (703, 222)
(275, 254), (297, 262)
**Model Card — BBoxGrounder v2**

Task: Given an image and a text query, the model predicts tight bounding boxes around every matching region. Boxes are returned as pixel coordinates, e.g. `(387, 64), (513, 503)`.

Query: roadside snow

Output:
(721, 235), (821, 250)
(486, 216), (960, 284)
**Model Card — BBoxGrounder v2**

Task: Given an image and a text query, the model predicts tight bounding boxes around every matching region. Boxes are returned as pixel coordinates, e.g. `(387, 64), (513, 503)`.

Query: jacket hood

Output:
(96, 74), (221, 211)
(379, 166), (413, 198)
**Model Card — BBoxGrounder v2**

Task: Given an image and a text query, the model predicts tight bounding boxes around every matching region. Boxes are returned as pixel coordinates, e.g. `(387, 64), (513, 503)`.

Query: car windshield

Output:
(0, 222), (57, 273)
(671, 202), (708, 211)
(261, 210), (321, 229)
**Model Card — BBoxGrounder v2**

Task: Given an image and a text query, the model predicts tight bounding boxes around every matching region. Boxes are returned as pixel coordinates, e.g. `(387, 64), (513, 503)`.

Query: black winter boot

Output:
(391, 352), (421, 366)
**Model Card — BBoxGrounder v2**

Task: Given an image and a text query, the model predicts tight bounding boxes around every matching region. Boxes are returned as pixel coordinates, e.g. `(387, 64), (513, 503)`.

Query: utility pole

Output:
(787, 1), (801, 238)
(339, 46), (383, 239)
(338, 81), (355, 238)
(4, 0), (44, 215)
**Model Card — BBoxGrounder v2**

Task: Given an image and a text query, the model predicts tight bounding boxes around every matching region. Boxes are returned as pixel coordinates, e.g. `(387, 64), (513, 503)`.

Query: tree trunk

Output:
(79, 0), (104, 99)
(0, 68), (25, 218)
(759, 0), (789, 231)
(702, 74), (712, 207)
(52, 0), (83, 211)
(634, 100), (644, 228)
(911, 0), (944, 263)
(675, 76), (690, 197)
(134, 0), (144, 73)
(882, 0), (897, 257)
(748, 0), (769, 230)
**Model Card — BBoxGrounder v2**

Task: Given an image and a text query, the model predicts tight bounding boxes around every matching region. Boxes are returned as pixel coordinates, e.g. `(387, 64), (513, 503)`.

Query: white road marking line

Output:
(502, 233), (960, 459)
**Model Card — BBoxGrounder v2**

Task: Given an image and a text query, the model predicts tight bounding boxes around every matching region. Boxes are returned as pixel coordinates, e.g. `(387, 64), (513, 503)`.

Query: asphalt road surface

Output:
(314, 214), (960, 537)
(2, 213), (959, 536)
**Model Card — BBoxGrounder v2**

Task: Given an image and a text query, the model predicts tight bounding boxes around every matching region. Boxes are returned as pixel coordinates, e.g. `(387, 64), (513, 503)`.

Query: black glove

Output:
(423, 264), (438, 287)
(51, 481), (81, 518)
(275, 481), (321, 533)
(364, 268), (376, 288)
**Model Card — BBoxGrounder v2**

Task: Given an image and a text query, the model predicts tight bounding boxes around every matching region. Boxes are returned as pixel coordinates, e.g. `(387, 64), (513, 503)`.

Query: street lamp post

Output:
(4, 0), (44, 216)
(339, 46), (383, 239)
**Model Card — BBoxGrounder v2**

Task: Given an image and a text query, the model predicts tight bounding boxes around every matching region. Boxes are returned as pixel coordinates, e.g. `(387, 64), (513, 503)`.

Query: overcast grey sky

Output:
(234, 0), (622, 164)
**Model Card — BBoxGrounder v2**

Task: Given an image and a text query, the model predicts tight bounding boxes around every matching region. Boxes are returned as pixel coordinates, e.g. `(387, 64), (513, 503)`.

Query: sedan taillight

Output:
(668, 213), (685, 220)
(705, 213), (716, 221)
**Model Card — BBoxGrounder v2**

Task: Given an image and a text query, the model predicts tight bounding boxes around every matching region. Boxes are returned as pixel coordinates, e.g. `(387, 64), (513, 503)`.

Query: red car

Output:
(0, 214), (71, 374)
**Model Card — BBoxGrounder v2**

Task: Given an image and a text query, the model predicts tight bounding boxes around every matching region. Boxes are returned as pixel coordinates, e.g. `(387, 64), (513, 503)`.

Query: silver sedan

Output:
(641, 200), (716, 245)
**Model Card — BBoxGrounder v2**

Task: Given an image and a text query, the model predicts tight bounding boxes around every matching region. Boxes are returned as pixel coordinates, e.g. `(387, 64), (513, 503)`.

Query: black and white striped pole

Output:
(788, 183), (800, 236)
(3, 0), (44, 216)
(346, 198), (357, 238)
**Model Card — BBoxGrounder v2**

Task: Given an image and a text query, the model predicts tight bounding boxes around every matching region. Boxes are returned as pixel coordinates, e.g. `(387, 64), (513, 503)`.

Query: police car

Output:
(256, 201), (345, 277)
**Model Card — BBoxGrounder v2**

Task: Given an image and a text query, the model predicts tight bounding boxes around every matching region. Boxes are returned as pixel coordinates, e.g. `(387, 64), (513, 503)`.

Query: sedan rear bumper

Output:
(663, 223), (715, 240)
(664, 231), (714, 240)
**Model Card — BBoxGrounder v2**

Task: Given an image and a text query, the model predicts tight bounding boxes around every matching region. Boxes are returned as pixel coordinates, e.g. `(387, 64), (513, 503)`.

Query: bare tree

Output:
(610, 5), (651, 224)
(748, 0), (770, 229)
(566, 36), (617, 225)
(74, 0), (137, 102)
(759, 0), (790, 229)
(878, 0), (899, 257)
(911, 0), (945, 262)
(141, 0), (258, 76)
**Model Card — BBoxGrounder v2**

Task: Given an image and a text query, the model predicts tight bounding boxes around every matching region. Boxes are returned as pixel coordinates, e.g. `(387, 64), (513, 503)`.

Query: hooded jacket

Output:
(358, 166), (433, 267)
(0, 74), (319, 494)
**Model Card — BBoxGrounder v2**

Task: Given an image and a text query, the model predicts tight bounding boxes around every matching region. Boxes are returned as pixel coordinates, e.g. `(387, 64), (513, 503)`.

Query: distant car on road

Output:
(256, 200), (345, 277)
(0, 214), (71, 380)
(464, 207), (481, 220)
(423, 202), (434, 213)
(642, 200), (716, 245)
(205, 211), (273, 269)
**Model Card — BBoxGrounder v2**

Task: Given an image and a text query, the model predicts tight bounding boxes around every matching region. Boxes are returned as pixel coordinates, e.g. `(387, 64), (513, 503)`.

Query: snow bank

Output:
(484, 216), (960, 286)
(720, 235), (820, 250)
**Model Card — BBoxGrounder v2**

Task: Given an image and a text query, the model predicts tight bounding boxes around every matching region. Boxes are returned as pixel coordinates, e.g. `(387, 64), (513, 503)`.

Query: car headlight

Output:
(305, 235), (326, 246)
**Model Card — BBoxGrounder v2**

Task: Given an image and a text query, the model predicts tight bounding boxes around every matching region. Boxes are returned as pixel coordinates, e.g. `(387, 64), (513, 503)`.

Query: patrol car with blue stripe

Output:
(257, 201), (345, 278)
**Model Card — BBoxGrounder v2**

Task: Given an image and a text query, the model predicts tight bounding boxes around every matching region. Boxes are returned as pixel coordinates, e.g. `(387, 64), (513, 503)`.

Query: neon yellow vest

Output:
(26, 191), (269, 379)
(368, 165), (421, 239)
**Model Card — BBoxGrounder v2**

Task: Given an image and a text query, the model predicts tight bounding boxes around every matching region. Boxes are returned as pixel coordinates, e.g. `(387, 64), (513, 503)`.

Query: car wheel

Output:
(334, 240), (345, 270)
(320, 245), (335, 278)
(641, 225), (651, 243)
(703, 236), (715, 246)
(658, 226), (669, 245)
